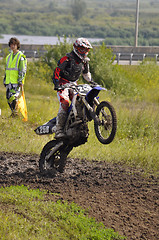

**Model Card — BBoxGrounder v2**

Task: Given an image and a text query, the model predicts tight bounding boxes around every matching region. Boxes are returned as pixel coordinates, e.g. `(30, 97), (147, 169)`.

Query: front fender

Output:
(86, 86), (105, 106)
(93, 86), (106, 91)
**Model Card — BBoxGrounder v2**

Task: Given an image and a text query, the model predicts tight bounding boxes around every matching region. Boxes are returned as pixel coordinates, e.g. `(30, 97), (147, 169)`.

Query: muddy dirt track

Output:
(0, 151), (158, 240)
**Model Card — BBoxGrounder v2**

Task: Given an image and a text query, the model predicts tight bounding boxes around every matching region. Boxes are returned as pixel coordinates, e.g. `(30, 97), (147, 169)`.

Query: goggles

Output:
(77, 46), (90, 54)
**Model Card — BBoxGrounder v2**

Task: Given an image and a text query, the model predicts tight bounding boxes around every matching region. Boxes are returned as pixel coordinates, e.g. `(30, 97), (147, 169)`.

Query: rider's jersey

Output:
(52, 51), (91, 86)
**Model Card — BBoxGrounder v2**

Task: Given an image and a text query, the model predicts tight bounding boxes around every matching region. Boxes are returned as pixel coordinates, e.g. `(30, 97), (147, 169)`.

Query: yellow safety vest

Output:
(5, 51), (26, 85)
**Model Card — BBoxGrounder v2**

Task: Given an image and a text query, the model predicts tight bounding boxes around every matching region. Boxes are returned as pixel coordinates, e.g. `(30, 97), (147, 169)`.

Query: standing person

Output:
(3, 37), (27, 117)
(52, 38), (93, 138)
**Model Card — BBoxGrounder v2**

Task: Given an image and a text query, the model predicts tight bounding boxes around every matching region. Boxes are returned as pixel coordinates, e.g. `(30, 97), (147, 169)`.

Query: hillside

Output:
(0, 0), (159, 46)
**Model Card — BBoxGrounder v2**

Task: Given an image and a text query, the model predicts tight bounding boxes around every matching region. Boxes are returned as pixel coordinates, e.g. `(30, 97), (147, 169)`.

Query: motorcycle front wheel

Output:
(39, 140), (72, 174)
(94, 101), (117, 144)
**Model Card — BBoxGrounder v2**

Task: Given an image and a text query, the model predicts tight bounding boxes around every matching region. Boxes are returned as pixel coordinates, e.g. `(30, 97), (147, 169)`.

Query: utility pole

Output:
(135, 0), (139, 47)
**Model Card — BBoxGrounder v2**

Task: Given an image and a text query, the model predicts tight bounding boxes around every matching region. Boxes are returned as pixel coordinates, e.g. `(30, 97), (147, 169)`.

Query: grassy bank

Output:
(0, 185), (125, 240)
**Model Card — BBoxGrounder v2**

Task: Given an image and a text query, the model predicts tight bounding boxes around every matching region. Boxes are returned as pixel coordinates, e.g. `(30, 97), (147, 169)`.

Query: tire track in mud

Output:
(0, 151), (158, 240)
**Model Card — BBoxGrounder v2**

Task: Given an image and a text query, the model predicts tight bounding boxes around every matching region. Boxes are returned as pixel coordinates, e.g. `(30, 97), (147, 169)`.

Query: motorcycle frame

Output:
(72, 85), (105, 123)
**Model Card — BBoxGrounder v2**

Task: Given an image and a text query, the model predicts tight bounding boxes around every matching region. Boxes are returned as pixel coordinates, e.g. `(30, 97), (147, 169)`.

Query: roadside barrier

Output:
(0, 46), (159, 65)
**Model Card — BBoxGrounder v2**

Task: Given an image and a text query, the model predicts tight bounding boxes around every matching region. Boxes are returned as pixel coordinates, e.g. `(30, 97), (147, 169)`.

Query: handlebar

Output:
(59, 81), (98, 90)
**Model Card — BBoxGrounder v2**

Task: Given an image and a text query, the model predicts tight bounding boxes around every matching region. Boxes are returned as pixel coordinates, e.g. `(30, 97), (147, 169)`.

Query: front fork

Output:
(93, 97), (100, 107)
(82, 97), (101, 125)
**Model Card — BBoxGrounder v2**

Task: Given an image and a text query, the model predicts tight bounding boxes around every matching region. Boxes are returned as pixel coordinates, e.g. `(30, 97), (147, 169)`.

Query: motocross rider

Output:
(52, 38), (93, 139)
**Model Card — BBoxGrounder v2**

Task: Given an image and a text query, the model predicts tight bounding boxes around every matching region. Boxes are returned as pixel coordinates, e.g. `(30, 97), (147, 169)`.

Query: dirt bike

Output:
(34, 82), (117, 174)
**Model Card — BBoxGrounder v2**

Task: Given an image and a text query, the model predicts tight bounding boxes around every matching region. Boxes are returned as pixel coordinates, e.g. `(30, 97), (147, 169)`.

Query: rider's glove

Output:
(54, 82), (70, 91)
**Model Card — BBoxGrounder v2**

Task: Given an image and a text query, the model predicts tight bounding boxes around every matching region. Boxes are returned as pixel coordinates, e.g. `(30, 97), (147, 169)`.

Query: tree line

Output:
(0, 0), (159, 46)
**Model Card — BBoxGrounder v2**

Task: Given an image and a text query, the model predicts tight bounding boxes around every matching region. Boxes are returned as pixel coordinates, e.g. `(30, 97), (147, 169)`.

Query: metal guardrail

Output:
(0, 49), (47, 58)
(0, 49), (159, 64)
(22, 50), (47, 58)
(115, 52), (158, 65)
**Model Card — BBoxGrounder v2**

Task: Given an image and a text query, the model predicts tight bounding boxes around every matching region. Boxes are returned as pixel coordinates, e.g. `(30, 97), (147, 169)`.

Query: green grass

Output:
(0, 185), (125, 240)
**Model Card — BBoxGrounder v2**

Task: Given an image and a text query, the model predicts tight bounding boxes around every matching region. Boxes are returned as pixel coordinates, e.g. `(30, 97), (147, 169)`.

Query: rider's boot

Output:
(55, 111), (67, 139)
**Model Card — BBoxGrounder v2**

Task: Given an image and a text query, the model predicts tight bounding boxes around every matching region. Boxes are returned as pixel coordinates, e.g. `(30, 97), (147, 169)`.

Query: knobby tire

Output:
(94, 101), (117, 144)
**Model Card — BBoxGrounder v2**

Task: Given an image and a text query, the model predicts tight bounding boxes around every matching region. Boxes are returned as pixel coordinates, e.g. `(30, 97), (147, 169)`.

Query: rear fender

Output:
(34, 117), (56, 135)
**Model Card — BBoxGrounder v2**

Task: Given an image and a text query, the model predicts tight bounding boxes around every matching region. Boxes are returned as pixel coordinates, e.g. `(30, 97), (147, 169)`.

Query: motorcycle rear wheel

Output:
(39, 140), (71, 174)
(94, 101), (117, 144)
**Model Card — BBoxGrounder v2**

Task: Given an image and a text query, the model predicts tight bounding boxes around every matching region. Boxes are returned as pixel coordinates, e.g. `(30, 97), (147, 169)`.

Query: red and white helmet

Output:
(73, 38), (92, 60)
